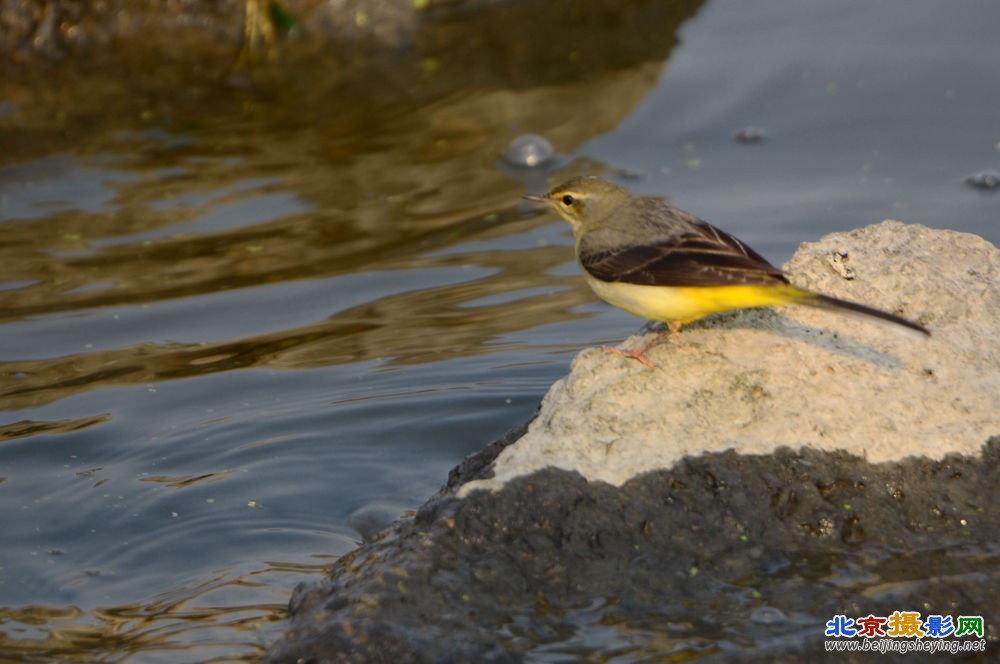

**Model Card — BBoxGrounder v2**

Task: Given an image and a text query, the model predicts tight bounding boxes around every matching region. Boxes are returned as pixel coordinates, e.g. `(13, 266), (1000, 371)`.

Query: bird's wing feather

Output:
(580, 216), (789, 287)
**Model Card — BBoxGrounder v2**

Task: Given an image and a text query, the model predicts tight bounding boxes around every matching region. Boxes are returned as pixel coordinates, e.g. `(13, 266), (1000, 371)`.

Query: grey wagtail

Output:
(524, 175), (929, 366)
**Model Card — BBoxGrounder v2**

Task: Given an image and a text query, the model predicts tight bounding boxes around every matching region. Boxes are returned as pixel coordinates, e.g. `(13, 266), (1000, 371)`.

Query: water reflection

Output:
(0, 560), (329, 663)
(0, 71), (643, 664)
(0, 414), (112, 443)
(0, 0), (705, 660)
(0, 194), (589, 412)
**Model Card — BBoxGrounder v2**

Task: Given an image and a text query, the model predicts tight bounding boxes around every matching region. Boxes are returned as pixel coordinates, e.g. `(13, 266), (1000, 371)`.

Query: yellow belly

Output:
(584, 275), (806, 325)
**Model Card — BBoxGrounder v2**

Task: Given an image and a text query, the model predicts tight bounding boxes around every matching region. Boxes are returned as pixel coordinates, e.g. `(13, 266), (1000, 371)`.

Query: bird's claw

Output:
(602, 345), (657, 368)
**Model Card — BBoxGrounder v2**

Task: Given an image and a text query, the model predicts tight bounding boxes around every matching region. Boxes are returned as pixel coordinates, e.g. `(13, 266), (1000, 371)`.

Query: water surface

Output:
(1, 1), (998, 660)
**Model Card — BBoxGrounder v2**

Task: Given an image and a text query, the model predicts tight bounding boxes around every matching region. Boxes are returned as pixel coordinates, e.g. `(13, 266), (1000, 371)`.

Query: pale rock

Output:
(461, 221), (1000, 494)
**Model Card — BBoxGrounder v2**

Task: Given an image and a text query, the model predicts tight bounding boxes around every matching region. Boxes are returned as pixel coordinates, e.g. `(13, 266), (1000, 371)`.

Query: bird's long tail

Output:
(801, 291), (930, 336)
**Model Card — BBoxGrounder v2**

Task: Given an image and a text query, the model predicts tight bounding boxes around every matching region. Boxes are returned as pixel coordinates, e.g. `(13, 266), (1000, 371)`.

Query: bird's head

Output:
(523, 176), (630, 231)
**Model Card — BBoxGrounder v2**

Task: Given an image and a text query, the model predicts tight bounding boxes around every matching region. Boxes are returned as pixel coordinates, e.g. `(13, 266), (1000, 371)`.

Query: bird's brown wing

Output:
(580, 217), (789, 287)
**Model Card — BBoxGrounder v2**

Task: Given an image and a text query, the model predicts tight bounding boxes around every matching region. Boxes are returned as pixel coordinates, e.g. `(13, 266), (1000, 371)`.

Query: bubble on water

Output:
(504, 134), (555, 168)
(750, 606), (787, 624)
(734, 126), (767, 143)
(349, 503), (405, 542)
(965, 169), (1000, 191)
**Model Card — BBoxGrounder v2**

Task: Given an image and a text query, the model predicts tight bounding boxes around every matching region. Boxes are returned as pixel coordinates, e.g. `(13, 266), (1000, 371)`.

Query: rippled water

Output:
(2, 1), (999, 661)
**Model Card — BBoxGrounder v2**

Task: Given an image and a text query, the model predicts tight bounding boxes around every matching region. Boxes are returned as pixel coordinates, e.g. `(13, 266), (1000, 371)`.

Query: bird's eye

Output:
(561, 194), (575, 206)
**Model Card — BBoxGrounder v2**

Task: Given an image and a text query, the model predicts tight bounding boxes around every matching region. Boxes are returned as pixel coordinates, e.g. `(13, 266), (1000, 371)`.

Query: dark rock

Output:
(264, 440), (1000, 662)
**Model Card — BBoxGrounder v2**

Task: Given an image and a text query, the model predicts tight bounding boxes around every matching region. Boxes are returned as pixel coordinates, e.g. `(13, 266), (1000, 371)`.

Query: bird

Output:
(524, 175), (929, 366)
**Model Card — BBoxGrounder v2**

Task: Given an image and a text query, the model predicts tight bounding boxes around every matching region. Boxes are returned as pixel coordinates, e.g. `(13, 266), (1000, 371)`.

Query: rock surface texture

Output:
(461, 221), (999, 493)
(265, 222), (1000, 663)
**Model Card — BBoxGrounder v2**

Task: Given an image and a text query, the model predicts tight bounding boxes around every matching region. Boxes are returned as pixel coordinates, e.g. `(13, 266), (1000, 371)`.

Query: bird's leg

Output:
(603, 320), (682, 367)
(640, 320), (669, 334)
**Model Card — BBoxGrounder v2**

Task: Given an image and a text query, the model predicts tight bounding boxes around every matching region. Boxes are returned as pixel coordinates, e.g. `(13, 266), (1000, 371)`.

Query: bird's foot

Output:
(603, 323), (680, 368)
(602, 345), (657, 367)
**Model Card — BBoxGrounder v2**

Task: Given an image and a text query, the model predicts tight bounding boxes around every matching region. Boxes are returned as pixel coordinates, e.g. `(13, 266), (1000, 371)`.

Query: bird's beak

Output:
(522, 193), (547, 203)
